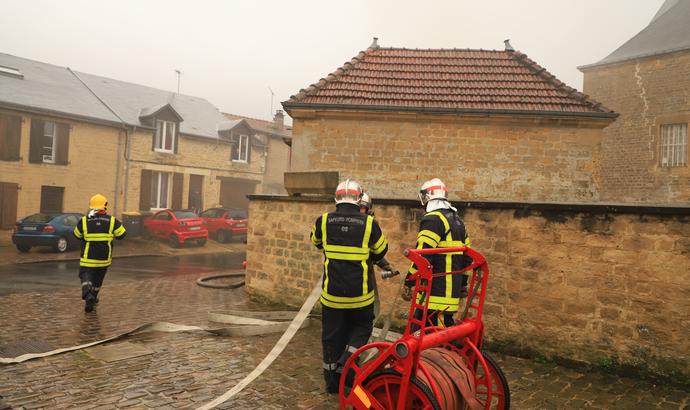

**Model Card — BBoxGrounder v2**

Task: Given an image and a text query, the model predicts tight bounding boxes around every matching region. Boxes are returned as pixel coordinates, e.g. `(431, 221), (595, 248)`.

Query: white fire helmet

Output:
(359, 192), (372, 210)
(418, 178), (448, 206)
(335, 179), (363, 205)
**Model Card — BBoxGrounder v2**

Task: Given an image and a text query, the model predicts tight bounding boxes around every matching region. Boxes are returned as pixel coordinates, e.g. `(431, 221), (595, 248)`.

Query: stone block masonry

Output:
(245, 195), (690, 380)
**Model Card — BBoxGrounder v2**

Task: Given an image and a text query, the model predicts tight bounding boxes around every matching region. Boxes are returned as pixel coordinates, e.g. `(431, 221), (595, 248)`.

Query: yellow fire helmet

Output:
(89, 194), (108, 210)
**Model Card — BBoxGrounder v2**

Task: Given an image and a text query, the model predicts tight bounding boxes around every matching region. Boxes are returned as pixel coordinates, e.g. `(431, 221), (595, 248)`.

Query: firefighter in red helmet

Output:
(311, 180), (389, 393)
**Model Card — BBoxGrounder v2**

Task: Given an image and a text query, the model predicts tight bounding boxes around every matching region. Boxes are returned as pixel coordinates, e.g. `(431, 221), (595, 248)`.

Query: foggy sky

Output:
(0, 1), (664, 124)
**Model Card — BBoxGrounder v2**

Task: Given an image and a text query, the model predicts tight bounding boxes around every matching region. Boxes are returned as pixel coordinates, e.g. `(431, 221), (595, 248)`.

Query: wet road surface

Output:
(0, 252), (244, 296)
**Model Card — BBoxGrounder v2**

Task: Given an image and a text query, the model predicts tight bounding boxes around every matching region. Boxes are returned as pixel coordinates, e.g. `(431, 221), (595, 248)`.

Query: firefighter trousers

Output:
(79, 266), (108, 300)
(321, 304), (374, 393)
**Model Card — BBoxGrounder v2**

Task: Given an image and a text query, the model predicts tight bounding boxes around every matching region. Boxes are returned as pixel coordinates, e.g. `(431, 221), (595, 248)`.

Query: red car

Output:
(199, 207), (248, 243)
(143, 209), (208, 247)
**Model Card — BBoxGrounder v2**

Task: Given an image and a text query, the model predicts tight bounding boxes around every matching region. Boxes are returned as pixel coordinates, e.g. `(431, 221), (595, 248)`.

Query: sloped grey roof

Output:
(581, 0), (690, 69)
(0, 52), (225, 139)
(0, 53), (121, 125)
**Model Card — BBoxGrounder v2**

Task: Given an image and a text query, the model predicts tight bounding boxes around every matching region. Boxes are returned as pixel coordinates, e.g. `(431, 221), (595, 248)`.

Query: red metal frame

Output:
(340, 247), (498, 409)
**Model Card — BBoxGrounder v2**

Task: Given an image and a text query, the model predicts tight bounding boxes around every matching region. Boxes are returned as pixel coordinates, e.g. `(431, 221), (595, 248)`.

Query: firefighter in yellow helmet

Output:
(403, 178), (471, 328)
(73, 194), (126, 312)
(311, 180), (389, 393)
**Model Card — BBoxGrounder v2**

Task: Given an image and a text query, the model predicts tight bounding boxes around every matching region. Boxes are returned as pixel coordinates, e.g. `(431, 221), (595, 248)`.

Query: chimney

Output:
(369, 37), (379, 49)
(273, 110), (285, 131)
(504, 39), (515, 52)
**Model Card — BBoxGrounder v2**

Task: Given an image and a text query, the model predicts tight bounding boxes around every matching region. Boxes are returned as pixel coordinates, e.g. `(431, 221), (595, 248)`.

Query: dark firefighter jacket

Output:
(73, 213), (126, 268)
(311, 203), (388, 309)
(406, 208), (471, 312)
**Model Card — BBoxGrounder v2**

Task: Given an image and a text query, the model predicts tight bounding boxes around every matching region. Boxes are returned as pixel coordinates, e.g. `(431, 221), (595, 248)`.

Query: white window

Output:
(42, 122), (56, 163)
(150, 171), (171, 209)
(660, 123), (688, 167)
(232, 134), (249, 162)
(155, 120), (176, 153)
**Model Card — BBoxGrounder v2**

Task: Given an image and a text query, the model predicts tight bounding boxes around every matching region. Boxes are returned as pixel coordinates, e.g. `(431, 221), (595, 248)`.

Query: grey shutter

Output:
(172, 173), (183, 209)
(139, 170), (152, 211)
(55, 123), (70, 165)
(173, 123), (179, 154)
(0, 114), (21, 161)
(29, 119), (44, 163)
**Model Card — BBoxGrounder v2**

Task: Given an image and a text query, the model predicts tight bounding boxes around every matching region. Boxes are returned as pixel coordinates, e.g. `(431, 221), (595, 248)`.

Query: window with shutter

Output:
(0, 114), (21, 161)
(40, 186), (64, 213)
(231, 134), (249, 162)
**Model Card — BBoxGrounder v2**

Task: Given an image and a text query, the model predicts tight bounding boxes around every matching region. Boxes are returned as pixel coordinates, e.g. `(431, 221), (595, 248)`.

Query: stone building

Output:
(283, 39), (617, 202)
(580, 0), (690, 204)
(0, 52), (289, 228)
(223, 110), (292, 195)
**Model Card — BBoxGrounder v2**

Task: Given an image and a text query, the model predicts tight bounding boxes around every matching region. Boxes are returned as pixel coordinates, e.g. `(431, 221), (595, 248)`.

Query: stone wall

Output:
(246, 195), (690, 378)
(582, 50), (690, 204)
(288, 111), (612, 202)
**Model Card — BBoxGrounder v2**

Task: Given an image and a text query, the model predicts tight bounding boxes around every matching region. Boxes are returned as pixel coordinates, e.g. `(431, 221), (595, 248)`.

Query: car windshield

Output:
(227, 209), (247, 220)
(22, 214), (56, 223)
(174, 211), (197, 219)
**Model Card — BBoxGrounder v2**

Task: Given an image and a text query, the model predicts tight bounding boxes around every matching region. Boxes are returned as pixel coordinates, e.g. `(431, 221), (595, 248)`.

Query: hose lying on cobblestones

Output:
(0, 310), (316, 364)
(196, 272), (246, 289)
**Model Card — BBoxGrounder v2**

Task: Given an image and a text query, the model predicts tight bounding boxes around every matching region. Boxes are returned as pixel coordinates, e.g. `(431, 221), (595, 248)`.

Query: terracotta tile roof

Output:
(222, 112), (292, 137)
(285, 46), (615, 117)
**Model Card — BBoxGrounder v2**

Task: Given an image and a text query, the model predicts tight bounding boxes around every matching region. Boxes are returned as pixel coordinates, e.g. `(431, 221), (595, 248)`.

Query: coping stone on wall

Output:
(247, 194), (690, 217)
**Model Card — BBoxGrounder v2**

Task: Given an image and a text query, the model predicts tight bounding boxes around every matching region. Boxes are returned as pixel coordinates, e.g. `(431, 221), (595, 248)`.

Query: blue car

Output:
(12, 213), (83, 253)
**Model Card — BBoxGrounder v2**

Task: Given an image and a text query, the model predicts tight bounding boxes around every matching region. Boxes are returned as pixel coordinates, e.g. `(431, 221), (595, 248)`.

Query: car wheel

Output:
(198, 238), (207, 247)
(169, 235), (180, 248)
(54, 237), (69, 253)
(16, 244), (31, 253)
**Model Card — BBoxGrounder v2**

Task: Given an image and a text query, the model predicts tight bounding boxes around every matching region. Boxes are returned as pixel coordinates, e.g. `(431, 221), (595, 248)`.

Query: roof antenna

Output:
(369, 37), (380, 49)
(175, 69), (181, 94)
(504, 39), (514, 52)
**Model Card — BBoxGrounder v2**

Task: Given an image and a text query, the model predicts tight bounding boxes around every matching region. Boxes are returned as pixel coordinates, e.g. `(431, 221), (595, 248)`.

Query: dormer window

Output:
(155, 120), (176, 153)
(232, 134), (249, 162)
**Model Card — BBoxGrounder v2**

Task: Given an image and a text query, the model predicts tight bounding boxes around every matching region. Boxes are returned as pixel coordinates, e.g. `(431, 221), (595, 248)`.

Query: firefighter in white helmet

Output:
(310, 179), (389, 393)
(403, 178), (472, 328)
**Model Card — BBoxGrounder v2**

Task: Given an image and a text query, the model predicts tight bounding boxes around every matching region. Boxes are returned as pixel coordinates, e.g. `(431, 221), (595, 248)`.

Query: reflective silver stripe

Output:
(323, 362), (338, 371)
(81, 282), (92, 288)
(346, 345), (357, 353)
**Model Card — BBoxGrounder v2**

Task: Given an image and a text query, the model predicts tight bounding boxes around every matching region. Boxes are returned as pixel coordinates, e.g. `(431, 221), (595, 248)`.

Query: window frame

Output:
(42, 121), (57, 164)
(659, 123), (688, 168)
(232, 134), (249, 163)
(150, 171), (171, 209)
(154, 120), (176, 154)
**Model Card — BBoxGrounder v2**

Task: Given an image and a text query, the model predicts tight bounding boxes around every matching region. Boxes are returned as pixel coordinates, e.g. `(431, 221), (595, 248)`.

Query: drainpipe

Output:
(67, 67), (129, 216)
(123, 126), (136, 213)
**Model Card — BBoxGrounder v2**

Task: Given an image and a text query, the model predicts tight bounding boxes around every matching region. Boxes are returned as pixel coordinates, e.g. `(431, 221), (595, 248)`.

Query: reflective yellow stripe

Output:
(418, 236), (438, 248)
(73, 226), (82, 238)
(82, 216), (88, 235)
(426, 211), (450, 232)
(114, 225), (126, 236)
(417, 294), (461, 312)
(361, 216), (373, 295)
(83, 241), (90, 260)
(321, 290), (375, 309)
(325, 252), (369, 261)
(371, 234), (386, 254)
(445, 231), (453, 298)
(418, 229), (441, 244)
(324, 244), (369, 255)
(80, 258), (111, 267)
(311, 222), (321, 246)
(321, 213), (329, 293)
(109, 216), (115, 234)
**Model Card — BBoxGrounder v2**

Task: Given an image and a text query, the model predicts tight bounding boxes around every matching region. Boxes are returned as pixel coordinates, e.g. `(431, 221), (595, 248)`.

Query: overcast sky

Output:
(1, 0), (663, 124)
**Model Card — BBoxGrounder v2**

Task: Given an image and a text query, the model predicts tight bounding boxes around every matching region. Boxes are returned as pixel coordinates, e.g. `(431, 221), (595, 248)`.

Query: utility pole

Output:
(268, 87), (275, 118)
(175, 69), (181, 94)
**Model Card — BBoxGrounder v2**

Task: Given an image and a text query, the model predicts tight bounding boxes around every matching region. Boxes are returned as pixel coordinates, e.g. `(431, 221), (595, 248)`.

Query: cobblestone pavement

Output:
(0, 270), (687, 409)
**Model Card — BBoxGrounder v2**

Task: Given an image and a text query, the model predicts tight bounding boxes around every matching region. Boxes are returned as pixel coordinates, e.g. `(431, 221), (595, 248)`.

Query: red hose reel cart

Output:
(340, 247), (510, 409)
